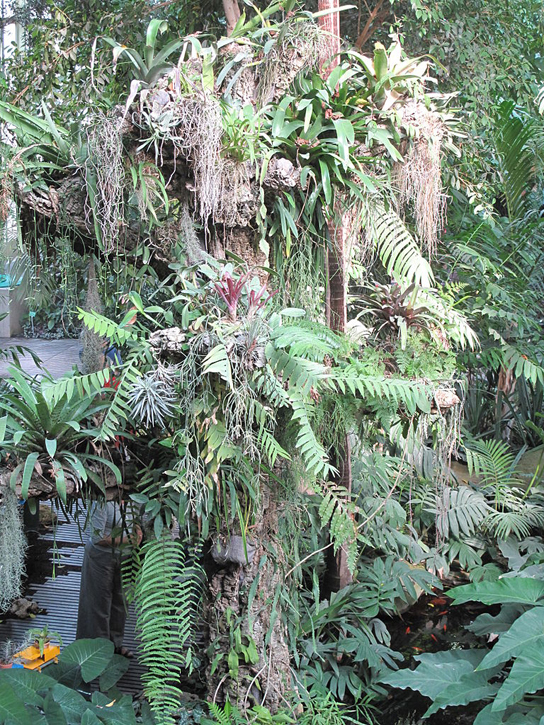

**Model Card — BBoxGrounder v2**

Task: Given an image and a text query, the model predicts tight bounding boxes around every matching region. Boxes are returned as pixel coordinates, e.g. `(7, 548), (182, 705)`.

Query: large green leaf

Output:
(381, 649), (485, 700)
(449, 579), (544, 606)
(42, 694), (68, 725)
(0, 668), (55, 707)
(0, 681), (44, 725)
(466, 605), (525, 637)
(99, 653), (130, 691)
(59, 639), (115, 683)
(50, 683), (88, 722)
(478, 607), (544, 670)
(492, 644), (544, 711)
(425, 670), (499, 716)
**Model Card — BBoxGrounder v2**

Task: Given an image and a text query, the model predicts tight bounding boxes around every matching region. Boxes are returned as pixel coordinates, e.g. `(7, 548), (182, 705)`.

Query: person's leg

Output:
(76, 543), (115, 641)
(109, 554), (128, 650)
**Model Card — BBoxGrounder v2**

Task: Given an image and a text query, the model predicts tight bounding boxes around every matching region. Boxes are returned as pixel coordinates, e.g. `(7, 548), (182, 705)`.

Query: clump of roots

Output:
(395, 102), (446, 257)
(82, 112), (125, 254)
(0, 173), (12, 224)
(257, 20), (331, 103)
(0, 487), (27, 613)
(169, 93), (224, 224)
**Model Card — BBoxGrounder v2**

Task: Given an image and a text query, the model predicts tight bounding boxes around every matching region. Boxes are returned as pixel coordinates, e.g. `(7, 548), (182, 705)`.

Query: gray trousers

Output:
(76, 541), (127, 649)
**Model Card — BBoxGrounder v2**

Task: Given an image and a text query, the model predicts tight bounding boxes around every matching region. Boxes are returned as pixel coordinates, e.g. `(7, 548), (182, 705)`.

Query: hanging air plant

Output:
(0, 487), (27, 613)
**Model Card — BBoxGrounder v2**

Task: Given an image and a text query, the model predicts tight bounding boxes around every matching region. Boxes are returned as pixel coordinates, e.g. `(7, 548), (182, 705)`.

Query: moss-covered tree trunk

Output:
(203, 486), (290, 713)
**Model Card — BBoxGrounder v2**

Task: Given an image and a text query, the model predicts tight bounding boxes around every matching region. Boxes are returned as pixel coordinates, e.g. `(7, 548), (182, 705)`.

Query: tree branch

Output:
(0, 15), (16, 29)
(354, 0), (390, 49)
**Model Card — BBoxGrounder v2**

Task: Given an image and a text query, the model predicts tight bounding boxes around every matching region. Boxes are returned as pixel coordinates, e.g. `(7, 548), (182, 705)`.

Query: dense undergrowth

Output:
(0, 1), (544, 724)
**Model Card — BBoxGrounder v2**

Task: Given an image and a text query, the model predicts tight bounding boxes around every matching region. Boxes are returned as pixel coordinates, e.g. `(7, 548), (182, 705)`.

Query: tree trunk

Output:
(319, 0), (353, 594)
(204, 487), (290, 714)
(223, 0), (241, 36)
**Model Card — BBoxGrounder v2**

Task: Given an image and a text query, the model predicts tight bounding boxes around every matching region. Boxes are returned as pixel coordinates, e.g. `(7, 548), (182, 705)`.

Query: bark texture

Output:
(204, 488), (290, 713)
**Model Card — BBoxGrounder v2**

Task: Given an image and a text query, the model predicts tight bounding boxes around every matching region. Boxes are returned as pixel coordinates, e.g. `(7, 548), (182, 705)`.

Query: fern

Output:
(363, 198), (434, 287)
(493, 101), (536, 221)
(289, 391), (335, 478)
(270, 321), (353, 360)
(465, 439), (522, 500)
(135, 537), (202, 725)
(266, 343), (326, 395)
(328, 365), (431, 415)
(317, 482), (359, 571)
(42, 368), (112, 404)
(77, 307), (142, 345)
(99, 361), (142, 440)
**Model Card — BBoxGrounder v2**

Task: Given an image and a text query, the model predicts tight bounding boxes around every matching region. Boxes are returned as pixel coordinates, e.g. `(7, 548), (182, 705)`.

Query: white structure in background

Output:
(0, 1), (27, 337)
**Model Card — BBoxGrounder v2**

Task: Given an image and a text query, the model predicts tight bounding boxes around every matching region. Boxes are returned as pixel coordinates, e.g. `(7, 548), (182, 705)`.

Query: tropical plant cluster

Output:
(0, 1), (544, 725)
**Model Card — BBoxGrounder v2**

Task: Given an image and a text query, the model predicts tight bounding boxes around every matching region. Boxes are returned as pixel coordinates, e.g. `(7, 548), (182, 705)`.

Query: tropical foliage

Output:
(1, 0), (544, 724)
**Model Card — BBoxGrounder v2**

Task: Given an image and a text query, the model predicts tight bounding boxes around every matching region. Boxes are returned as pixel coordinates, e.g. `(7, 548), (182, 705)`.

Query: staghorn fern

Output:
(135, 536), (203, 725)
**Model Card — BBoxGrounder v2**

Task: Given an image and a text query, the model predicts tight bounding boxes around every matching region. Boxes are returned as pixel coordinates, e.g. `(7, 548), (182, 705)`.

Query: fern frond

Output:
(362, 199), (434, 287)
(465, 439), (521, 497)
(135, 537), (203, 725)
(484, 510), (533, 540)
(266, 344), (326, 395)
(99, 361), (142, 440)
(289, 391), (335, 478)
(78, 308), (142, 345)
(270, 321), (353, 361)
(317, 481), (359, 571)
(493, 102), (536, 220)
(328, 366), (431, 415)
(42, 368), (112, 404)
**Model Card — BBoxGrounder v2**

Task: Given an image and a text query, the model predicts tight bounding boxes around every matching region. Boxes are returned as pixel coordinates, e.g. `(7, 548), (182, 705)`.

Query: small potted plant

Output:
(27, 625), (63, 659)
(0, 639), (27, 669)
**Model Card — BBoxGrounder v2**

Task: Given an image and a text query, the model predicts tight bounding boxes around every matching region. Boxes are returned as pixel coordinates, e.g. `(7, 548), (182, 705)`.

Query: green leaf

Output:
(381, 649), (486, 701)
(45, 439), (57, 458)
(98, 654), (130, 692)
(425, 670), (499, 716)
(22, 452), (40, 500)
(81, 709), (102, 725)
(51, 680), (87, 723)
(319, 159), (332, 205)
(42, 694), (68, 725)
(450, 579), (544, 606)
(477, 607), (544, 670)
(59, 639), (114, 683)
(0, 681), (44, 725)
(493, 643), (544, 711)
(0, 669), (55, 708)
(0, 415), (7, 443)
(202, 344), (233, 389)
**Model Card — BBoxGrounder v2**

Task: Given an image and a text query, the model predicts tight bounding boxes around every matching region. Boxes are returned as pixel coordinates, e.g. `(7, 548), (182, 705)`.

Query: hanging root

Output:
(0, 173), (11, 224)
(82, 112), (125, 254)
(169, 93), (224, 223)
(0, 486), (27, 613)
(395, 102), (447, 257)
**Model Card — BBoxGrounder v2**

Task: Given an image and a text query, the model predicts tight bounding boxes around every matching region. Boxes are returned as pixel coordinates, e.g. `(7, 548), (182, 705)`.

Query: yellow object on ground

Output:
(13, 643), (60, 670)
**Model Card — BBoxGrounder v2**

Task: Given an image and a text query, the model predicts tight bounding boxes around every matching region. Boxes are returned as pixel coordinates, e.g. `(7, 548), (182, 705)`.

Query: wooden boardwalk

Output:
(0, 504), (145, 695)
(0, 337), (81, 379)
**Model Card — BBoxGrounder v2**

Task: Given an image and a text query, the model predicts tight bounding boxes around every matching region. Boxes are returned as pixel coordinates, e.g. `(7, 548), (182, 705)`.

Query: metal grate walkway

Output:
(0, 504), (145, 695)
